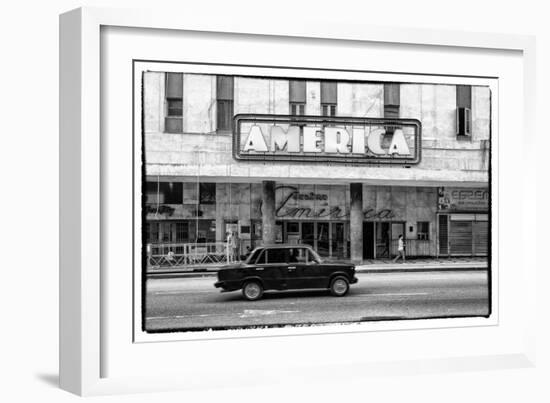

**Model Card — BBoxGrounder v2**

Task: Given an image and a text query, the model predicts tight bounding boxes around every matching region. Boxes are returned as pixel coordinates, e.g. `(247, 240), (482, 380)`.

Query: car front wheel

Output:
(242, 280), (264, 301)
(330, 276), (350, 297)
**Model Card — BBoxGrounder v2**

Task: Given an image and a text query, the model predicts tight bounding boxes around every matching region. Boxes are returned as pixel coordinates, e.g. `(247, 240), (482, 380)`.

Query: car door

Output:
(285, 247), (323, 289)
(258, 248), (287, 290)
(301, 248), (327, 289)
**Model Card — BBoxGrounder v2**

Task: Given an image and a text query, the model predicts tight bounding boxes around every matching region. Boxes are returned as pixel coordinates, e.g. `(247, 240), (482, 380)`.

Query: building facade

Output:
(142, 72), (490, 264)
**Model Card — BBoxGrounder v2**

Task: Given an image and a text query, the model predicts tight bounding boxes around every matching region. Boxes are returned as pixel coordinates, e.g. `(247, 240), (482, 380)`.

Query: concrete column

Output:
(350, 183), (363, 263)
(262, 181), (276, 245)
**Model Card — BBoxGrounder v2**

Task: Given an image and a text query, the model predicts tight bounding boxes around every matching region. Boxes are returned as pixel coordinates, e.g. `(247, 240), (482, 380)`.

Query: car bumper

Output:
(350, 276), (358, 284)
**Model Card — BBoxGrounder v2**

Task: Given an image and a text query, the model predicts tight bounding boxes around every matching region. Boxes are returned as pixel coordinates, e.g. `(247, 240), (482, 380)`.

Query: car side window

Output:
(255, 250), (266, 264)
(247, 249), (262, 264)
(289, 248), (307, 263)
(306, 249), (320, 264)
(266, 248), (287, 264)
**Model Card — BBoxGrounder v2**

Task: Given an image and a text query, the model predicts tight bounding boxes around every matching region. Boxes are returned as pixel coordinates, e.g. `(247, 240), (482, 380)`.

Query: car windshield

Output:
(245, 248), (263, 264)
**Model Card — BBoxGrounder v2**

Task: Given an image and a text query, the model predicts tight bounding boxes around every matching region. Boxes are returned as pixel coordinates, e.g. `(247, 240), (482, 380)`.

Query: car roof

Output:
(255, 244), (313, 249)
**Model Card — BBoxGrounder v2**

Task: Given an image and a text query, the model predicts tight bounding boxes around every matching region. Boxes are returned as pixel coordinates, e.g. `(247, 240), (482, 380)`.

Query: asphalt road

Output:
(144, 270), (489, 332)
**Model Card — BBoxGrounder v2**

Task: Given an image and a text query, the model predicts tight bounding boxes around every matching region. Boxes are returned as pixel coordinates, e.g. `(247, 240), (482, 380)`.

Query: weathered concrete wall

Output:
(143, 75), (490, 186)
(183, 74), (216, 133)
(472, 86), (491, 141)
(145, 180), (441, 253)
(401, 84), (456, 140)
(235, 77), (290, 151)
(147, 183), (436, 222)
(143, 72), (165, 133)
(235, 77), (270, 114)
(400, 83), (491, 173)
(306, 81), (321, 115)
(337, 83), (383, 117)
(363, 185), (438, 254)
(234, 77), (290, 114)
(262, 181), (277, 244)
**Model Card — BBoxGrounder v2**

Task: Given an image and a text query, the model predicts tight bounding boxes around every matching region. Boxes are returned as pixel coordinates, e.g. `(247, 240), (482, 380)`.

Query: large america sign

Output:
(232, 114), (421, 165)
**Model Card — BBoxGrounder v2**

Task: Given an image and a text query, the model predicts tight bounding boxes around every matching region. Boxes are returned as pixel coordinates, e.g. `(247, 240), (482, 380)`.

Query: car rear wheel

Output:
(242, 280), (264, 301)
(330, 276), (349, 297)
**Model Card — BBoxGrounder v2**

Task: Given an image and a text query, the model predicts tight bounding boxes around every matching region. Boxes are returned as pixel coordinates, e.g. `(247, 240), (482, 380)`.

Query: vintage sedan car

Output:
(214, 244), (358, 300)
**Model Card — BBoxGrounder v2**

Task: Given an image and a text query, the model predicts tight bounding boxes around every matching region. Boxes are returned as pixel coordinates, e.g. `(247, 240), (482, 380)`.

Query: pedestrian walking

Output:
(392, 234), (406, 263)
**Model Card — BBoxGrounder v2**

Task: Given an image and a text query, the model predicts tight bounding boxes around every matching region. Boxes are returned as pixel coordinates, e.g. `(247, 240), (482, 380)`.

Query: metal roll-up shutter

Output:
(321, 81), (337, 104)
(438, 215), (449, 255)
(165, 72), (183, 99)
(449, 220), (473, 255)
(473, 221), (489, 256)
(289, 80), (306, 103)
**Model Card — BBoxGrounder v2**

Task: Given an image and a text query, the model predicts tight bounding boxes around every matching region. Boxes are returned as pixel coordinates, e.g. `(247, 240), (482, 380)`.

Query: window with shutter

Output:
(216, 76), (234, 132)
(321, 81), (337, 117)
(290, 102), (305, 116)
(456, 85), (472, 138)
(289, 80), (306, 116)
(417, 222), (430, 240)
(165, 73), (183, 133)
(384, 83), (400, 135)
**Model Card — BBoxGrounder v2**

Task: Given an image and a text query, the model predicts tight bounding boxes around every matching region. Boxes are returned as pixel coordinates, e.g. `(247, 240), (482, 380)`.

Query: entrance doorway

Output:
(363, 221), (406, 259)
(363, 222), (375, 259)
(375, 222), (391, 258)
(281, 221), (348, 259)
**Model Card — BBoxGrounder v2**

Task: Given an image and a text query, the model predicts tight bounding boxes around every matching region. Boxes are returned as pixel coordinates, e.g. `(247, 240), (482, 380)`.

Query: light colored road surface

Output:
(145, 270), (490, 332)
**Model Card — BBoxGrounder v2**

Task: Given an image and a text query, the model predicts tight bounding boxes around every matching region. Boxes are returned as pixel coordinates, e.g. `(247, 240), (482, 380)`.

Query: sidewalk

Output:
(355, 257), (487, 273)
(146, 257), (488, 278)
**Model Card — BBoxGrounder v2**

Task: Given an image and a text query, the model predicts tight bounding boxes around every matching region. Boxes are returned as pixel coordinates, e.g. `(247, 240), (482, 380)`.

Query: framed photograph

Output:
(60, 7), (536, 396)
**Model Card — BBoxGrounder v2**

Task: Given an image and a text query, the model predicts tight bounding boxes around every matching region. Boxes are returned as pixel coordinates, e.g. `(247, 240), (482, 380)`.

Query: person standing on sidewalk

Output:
(226, 231), (235, 262)
(232, 231), (241, 261)
(393, 234), (406, 263)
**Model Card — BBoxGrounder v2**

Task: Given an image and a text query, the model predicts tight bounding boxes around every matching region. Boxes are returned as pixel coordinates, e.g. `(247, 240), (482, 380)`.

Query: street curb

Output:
(356, 266), (487, 274)
(146, 265), (488, 279)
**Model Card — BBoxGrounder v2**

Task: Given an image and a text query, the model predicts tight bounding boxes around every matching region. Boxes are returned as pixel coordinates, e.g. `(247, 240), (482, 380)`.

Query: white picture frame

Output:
(59, 7), (537, 396)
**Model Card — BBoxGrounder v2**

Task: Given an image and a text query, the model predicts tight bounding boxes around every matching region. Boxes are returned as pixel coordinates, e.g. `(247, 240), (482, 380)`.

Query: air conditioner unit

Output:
(456, 107), (471, 137)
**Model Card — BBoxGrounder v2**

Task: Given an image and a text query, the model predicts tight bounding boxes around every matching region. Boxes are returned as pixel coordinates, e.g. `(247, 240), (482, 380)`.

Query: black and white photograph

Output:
(139, 64), (492, 333)
(2, 0), (547, 399)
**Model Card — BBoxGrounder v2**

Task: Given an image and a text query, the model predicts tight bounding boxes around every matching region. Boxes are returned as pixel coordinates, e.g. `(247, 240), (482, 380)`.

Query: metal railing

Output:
(146, 239), (434, 268)
(147, 242), (239, 268)
(390, 239), (433, 257)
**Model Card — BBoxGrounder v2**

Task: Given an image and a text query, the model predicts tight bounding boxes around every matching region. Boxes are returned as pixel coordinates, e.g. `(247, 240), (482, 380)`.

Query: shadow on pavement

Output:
(35, 373), (59, 388)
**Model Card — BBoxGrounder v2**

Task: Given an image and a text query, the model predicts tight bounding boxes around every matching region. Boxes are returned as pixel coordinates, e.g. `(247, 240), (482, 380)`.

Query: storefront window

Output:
(145, 181), (183, 204)
(195, 219), (216, 243)
(199, 183), (216, 204)
(417, 221), (430, 240)
(146, 222), (159, 244)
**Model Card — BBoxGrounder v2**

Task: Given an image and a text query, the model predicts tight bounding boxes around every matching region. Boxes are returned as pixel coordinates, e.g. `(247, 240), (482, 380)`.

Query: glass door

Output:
(331, 222), (347, 259)
(317, 222), (330, 257)
(376, 222), (391, 258)
(390, 222), (406, 256)
(301, 222), (315, 249)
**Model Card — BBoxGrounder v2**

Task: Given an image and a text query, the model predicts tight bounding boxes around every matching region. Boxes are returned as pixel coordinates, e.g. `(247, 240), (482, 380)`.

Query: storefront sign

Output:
(438, 187), (489, 211)
(233, 114), (421, 165)
(274, 186), (395, 220)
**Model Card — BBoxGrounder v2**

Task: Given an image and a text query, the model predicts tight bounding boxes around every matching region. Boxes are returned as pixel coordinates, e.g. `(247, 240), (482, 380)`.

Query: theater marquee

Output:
(233, 114), (421, 165)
